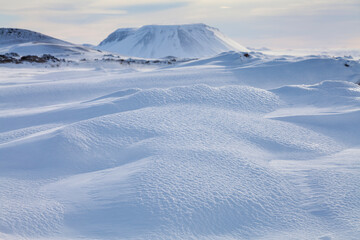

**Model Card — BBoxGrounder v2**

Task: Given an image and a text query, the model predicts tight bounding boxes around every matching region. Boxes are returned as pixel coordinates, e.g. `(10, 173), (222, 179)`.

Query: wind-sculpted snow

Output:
(0, 85), (284, 173)
(271, 80), (360, 107)
(0, 178), (64, 237)
(0, 59), (360, 239)
(269, 81), (360, 147)
(0, 85), (279, 132)
(0, 106), (343, 238)
(182, 52), (360, 89)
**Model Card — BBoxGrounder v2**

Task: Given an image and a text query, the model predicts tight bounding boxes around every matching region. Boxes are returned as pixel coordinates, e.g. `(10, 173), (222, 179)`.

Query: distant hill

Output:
(98, 23), (248, 58)
(0, 28), (97, 57)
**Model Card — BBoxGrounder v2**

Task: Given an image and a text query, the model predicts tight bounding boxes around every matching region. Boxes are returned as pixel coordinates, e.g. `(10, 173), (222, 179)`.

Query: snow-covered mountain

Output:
(0, 28), (98, 57)
(0, 28), (68, 45)
(98, 23), (248, 58)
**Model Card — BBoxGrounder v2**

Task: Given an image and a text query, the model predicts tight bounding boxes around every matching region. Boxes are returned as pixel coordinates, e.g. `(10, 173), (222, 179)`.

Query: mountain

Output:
(0, 28), (97, 57)
(0, 28), (67, 45)
(98, 23), (248, 58)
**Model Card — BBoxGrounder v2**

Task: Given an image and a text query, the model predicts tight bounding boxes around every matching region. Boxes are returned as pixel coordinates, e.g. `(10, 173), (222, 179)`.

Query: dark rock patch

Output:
(0, 54), (19, 63)
(0, 53), (61, 64)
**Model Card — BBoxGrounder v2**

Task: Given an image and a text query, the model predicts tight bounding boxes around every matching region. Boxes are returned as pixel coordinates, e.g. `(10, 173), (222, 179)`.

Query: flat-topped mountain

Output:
(98, 23), (248, 58)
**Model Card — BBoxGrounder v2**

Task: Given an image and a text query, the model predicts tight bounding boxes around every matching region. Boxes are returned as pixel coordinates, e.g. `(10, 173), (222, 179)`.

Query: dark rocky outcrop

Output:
(0, 53), (61, 64)
(5, 52), (20, 58)
(40, 54), (61, 62)
(0, 54), (18, 63)
(20, 55), (47, 63)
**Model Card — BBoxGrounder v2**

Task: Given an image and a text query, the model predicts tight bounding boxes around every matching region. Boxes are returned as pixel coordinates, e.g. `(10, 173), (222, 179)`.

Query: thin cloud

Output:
(0, 0), (359, 48)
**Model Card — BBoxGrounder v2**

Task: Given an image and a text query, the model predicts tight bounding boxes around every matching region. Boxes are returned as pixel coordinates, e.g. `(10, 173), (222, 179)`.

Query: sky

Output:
(0, 0), (359, 49)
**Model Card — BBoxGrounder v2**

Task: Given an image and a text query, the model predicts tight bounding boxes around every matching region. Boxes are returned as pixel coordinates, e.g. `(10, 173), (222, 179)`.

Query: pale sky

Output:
(0, 0), (359, 49)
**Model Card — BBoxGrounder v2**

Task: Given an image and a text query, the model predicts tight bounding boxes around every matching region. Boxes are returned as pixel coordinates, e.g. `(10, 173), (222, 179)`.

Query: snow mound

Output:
(271, 80), (360, 107)
(182, 52), (360, 89)
(181, 51), (258, 67)
(98, 23), (248, 58)
(0, 83), (343, 238)
(0, 84), (281, 136)
(268, 81), (360, 146)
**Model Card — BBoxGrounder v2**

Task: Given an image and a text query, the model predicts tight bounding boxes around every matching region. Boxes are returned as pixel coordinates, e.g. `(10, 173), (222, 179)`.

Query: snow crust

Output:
(1, 46), (360, 239)
(98, 24), (248, 58)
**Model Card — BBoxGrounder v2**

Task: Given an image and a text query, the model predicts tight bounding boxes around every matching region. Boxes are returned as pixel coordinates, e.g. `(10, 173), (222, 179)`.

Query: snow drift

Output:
(98, 23), (248, 58)
(1, 60), (360, 239)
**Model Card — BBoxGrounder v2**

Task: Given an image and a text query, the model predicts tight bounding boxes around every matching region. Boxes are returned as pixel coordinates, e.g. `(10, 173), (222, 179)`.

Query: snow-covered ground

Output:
(0, 51), (360, 240)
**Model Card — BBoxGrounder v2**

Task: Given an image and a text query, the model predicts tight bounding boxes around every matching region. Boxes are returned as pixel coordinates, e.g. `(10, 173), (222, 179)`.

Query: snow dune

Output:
(0, 50), (360, 240)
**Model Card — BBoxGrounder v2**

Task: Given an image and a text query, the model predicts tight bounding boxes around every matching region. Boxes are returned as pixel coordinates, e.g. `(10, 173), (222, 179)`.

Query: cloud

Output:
(44, 13), (127, 25)
(109, 2), (188, 14)
(0, 0), (359, 48)
(247, 0), (360, 17)
(0, 14), (20, 26)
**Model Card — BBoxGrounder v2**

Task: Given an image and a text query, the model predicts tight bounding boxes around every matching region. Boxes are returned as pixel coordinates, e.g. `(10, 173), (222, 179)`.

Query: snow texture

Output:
(1, 25), (360, 240)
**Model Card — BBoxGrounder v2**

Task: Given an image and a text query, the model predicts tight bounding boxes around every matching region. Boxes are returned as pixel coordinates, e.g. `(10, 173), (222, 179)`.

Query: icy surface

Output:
(0, 50), (360, 240)
(98, 24), (248, 58)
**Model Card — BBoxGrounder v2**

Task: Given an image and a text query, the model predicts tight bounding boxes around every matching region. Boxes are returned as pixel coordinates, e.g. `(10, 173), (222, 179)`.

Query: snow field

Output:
(0, 51), (360, 239)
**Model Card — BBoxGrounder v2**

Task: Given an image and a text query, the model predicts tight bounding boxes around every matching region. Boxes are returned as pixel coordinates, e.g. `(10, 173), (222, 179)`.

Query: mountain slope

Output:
(0, 28), (68, 46)
(0, 28), (98, 57)
(98, 23), (248, 58)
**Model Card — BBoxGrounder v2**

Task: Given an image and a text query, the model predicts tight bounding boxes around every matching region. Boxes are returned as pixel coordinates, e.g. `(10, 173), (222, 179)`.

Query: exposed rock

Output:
(41, 54), (60, 62)
(0, 53), (61, 64)
(20, 55), (47, 63)
(0, 54), (18, 63)
(5, 52), (19, 58)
